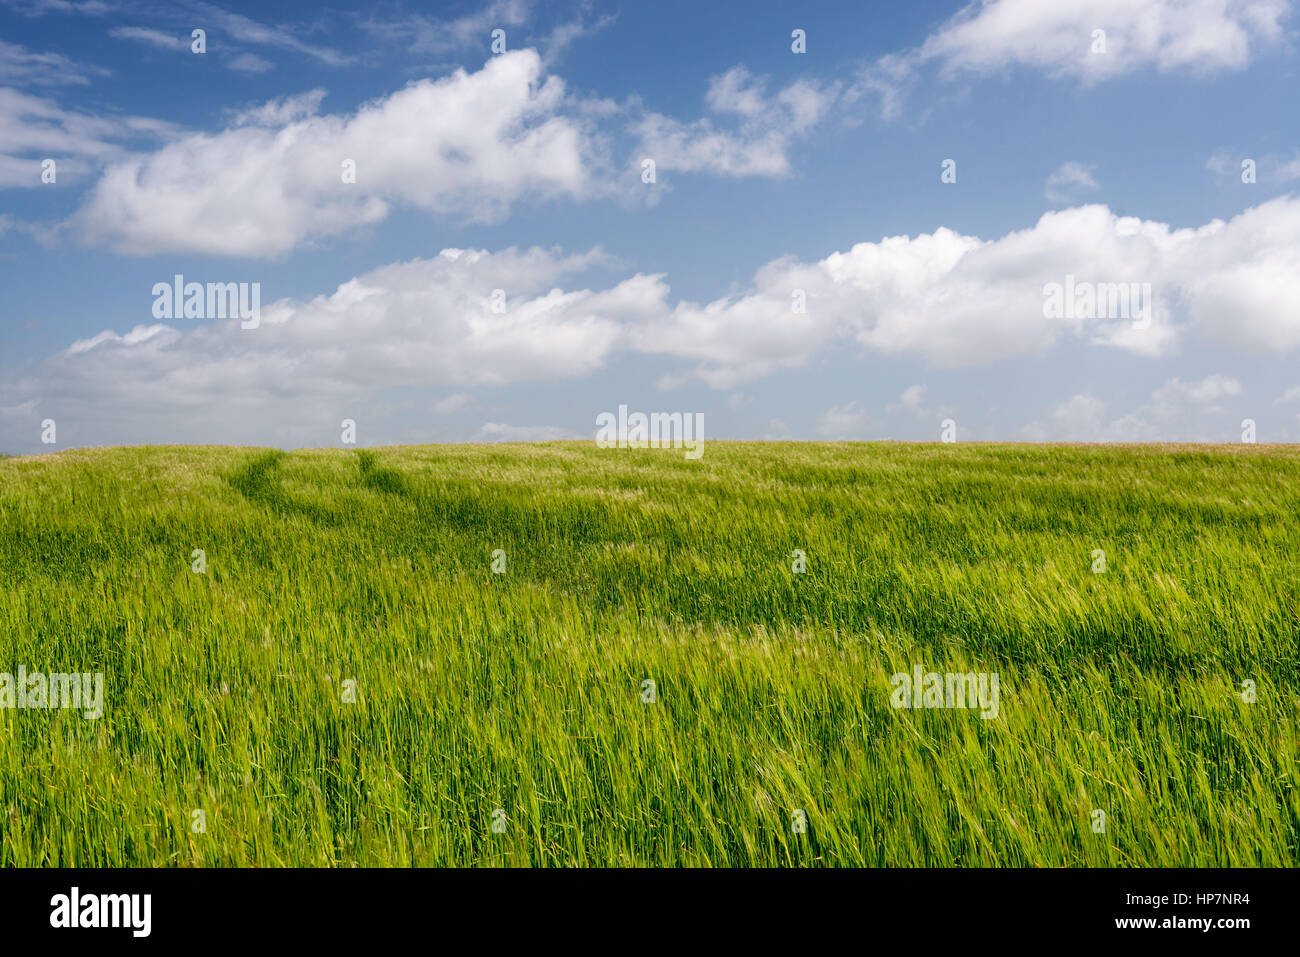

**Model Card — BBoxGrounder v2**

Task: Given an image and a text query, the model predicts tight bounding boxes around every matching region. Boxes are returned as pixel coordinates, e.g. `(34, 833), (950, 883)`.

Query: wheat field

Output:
(0, 442), (1296, 866)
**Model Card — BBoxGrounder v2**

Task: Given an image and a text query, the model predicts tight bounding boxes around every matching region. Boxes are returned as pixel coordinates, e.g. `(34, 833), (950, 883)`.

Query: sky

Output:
(1, 0), (1299, 453)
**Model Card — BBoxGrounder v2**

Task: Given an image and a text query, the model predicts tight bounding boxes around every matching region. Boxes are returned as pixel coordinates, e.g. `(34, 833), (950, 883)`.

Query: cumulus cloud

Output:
(0, 246), (639, 446)
(632, 65), (839, 177)
(639, 196), (1300, 387)
(6, 198), (1300, 446)
(920, 0), (1288, 82)
(43, 52), (838, 254)
(856, 0), (1290, 117)
(72, 50), (607, 256)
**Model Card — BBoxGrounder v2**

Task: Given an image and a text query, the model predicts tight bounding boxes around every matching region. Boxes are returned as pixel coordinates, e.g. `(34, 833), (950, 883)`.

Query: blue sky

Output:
(2, 0), (1299, 452)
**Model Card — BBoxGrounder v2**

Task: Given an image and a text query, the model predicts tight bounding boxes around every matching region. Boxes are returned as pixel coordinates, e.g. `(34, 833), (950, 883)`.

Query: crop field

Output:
(0, 442), (1296, 867)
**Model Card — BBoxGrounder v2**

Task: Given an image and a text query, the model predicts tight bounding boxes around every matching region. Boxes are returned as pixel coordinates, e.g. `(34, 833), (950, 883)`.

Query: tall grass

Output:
(0, 442), (1295, 866)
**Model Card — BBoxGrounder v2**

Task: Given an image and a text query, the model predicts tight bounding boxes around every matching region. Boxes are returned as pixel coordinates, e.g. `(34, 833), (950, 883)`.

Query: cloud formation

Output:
(644, 197), (1300, 386)
(0, 245), (634, 445)
(73, 50), (606, 256)
(1045, 161), (1100, 203)
(1022, 374), (1245, 441)
(632, 65), (839, 178)
(6, 197), (1300, 446)
(0, 86), (178, 188)
(857, 0), (1291, 118)
(921, 0), (1289, 82)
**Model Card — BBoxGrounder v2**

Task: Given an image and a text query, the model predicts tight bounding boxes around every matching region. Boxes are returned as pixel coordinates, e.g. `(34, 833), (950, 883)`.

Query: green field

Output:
(0, 442), (1296, 867)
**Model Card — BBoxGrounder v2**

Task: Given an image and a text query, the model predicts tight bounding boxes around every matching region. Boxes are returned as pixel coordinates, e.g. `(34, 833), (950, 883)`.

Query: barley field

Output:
(0, 442), (1296, 867)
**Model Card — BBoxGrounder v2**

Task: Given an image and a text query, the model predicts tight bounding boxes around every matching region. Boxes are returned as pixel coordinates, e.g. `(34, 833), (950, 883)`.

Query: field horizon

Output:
(1, 441), (1296, 866)
(8, 439), (1300, 458)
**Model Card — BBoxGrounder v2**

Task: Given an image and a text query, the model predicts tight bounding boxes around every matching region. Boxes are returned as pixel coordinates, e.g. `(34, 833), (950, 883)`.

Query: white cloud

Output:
(1022, 374), (1244, 441)
(816, 401), (875, 439)
(229, 89), (327, 127)
(1045, 161), (1100, 203)
(855, 0), (1290, 118)
(73, 50), (605, 256)
(849, 53), (916, 122)
(1151, 373), (1241, 411)
(919, 0), (1289, 83)
(1207, 149), (1240, 177)
(537, 13), (616, 68)
(639, 197), (1300, 387)
(226, 52), (274, 73)
(0, 87), (178, 188)
(1026, 393), (1110, 441)
(7, 197), (1300, 445)
(888, 384), (929, 415)
(1278, 155), (1300, 183)
(1175, 199), (1300, 351)
(0, 246), (644, 446)
(633, 65), (838, 177)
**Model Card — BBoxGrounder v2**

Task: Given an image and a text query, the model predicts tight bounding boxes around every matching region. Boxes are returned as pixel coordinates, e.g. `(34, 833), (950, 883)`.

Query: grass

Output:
(0, 441), (1296, 867)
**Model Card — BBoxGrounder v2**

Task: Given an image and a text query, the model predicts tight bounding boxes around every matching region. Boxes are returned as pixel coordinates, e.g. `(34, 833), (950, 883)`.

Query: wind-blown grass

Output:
(0, 442), (1296, 866)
